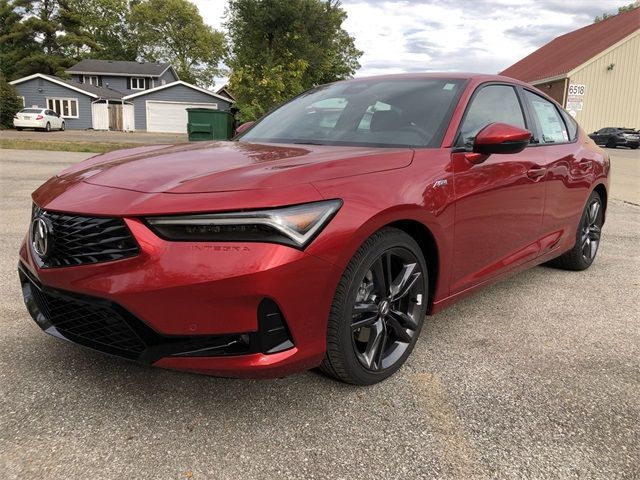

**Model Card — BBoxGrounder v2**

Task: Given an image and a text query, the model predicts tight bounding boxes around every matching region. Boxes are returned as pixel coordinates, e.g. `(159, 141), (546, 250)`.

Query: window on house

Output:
(131, 77), (146, 90)
(84, 75), (99, 85)
(46, 98), (79, 118)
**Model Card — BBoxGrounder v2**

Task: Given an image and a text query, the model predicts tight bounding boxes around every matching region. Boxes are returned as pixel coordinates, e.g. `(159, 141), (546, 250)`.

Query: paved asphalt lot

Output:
(0, 147), (638, 479)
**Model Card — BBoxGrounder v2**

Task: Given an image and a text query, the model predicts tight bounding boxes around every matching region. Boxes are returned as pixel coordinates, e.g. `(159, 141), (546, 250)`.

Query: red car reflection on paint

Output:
(19, 74), (609, 385)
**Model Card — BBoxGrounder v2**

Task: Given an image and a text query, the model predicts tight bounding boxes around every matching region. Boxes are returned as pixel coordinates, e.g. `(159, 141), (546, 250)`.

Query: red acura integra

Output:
(19, 74), (609, 385)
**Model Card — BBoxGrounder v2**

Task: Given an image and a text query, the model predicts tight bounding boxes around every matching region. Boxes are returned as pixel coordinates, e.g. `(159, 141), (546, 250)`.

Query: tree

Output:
(2, 0), (98, 79)
(131, 0), (226, 86)
(0, 73), (23, 128)
(0, 0), (33, 79)
(66, 0), (138, 60)
(226, 0), (362, 121)
(594, 1), (638, 22)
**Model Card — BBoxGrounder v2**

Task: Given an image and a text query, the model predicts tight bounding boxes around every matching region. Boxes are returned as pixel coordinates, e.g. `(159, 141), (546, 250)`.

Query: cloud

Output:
(192, 0), (632, 85)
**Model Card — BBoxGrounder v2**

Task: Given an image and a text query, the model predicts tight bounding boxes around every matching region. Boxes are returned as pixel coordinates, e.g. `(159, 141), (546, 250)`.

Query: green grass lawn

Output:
(0, 138), (138, 153)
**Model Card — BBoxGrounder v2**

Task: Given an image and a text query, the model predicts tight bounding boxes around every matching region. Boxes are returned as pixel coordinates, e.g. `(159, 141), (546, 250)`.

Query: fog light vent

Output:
(257, 299), (294, 354)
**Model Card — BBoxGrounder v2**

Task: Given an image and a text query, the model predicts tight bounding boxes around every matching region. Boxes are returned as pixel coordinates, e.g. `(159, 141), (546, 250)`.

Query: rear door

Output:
(449, 83), (546, 294)
(521, 89), (588, 257)
(46, 110), (62, 128)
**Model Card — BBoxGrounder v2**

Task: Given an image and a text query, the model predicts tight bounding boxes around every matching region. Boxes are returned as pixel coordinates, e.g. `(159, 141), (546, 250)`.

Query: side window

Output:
(559, 109), (578, 140)
(525, 90), (568, 143)
(457, 85), (526, 147)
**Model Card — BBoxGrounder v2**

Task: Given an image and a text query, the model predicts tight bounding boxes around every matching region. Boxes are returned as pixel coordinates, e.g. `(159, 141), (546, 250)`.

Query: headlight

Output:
(145, 199), (342, 248)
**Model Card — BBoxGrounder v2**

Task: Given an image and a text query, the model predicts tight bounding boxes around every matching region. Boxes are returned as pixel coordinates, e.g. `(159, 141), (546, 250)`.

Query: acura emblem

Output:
(31, 216), (53, 258)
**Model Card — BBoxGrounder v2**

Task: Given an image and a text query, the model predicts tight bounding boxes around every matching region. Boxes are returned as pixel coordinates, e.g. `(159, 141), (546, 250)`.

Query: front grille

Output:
(32, 205), (139, 268)
(28, 278), (146, 359)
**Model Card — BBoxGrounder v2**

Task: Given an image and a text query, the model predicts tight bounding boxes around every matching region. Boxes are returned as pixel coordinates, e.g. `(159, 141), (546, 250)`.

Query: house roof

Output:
(215, 85), (236, 101)
(10, 73), (124, 100)
(122, 80), (234, 102)
(500, 7), (640, 83)
(66, 59), (173, 77)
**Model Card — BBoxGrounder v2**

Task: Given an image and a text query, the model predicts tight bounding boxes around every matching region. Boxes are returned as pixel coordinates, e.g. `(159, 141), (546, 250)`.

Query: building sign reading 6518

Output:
(568, 84), (586, 96)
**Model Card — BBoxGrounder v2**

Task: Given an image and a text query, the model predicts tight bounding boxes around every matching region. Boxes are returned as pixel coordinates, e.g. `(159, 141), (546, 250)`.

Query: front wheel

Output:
(546, 190), (604, 271)
(60, 122), (65, 131)
(45, 122), (51, 132)
(320, 227), (428, 385)
(605, 138), (616, 148)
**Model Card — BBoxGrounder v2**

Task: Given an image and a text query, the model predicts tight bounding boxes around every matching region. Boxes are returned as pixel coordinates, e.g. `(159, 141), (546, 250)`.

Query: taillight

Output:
(36, 115), (43, 120)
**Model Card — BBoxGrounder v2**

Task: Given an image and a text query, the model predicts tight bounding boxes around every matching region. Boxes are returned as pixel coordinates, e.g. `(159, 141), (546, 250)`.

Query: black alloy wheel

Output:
(350, 248), (424, 371)
(321, 227), (428, 385)
(546, 190), (604, 271)
(580, 197), (602, 263)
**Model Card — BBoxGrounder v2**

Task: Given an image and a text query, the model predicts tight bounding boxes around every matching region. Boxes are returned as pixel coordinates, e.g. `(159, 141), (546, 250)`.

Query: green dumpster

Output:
(186, 108), (234, 141)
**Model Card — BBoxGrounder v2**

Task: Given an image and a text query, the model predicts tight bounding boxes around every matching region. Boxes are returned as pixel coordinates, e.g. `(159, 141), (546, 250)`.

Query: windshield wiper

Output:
(291, 141), (327, 146)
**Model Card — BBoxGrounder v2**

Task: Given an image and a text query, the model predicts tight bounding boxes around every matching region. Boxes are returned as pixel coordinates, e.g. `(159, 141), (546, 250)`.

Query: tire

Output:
(320, 227), (429, 385)
(546, 190), (604, 271)
(605, 138), (616, 148)
(60, 122), (65, 131)
(45, 122), (51, 132)
(16, 127), (23, 131)
(631, 145), (638, 150)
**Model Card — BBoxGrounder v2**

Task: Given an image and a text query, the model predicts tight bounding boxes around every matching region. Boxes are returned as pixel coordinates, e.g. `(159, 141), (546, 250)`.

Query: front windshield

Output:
(238, 78), (466, 148)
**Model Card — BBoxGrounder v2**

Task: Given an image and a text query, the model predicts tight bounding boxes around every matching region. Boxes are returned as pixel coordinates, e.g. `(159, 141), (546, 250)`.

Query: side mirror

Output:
(473, 123), (531, 156)
(235, 121), (255, 135)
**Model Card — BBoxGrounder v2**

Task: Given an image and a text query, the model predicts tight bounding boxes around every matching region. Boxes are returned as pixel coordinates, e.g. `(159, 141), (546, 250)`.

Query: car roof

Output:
(337, 72), (532, 87)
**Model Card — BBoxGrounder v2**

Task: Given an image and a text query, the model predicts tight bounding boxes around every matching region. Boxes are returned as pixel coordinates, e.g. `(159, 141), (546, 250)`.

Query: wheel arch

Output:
(387, 219), (440, 311)
(593, 183), (608, 222)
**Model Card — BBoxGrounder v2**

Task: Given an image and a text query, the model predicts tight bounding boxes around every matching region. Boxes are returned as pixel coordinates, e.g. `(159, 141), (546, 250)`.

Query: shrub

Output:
(0, 74), (23, 128)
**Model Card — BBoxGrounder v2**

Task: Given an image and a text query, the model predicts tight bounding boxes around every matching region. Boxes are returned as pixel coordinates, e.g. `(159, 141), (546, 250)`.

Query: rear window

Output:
(21, 109), (42, 114)
(524, 90), (569, 144)
(559, 109), (578, 140)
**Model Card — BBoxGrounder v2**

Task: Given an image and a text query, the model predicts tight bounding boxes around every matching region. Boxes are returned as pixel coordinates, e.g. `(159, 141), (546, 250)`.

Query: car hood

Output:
(57, 141), (414, 194)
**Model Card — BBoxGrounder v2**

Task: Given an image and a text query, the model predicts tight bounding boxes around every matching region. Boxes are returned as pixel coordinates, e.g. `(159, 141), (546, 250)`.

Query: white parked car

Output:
(13, 108), (65, 131)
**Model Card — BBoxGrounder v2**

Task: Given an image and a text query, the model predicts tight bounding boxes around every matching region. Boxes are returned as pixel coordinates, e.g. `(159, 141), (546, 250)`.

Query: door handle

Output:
(527, 166), (547, 179)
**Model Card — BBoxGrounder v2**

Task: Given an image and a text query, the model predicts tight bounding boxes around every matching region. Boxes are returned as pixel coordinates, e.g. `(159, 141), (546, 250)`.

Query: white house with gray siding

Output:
(10, 60), (233, 133)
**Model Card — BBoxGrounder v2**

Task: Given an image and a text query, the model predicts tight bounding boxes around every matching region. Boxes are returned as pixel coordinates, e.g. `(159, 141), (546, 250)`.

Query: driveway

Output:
(0, 128), (187, 145)
(0, 148), (638, 479)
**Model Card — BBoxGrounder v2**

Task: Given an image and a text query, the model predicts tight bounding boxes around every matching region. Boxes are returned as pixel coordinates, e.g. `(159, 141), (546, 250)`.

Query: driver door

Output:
(449, 84), (546, 294)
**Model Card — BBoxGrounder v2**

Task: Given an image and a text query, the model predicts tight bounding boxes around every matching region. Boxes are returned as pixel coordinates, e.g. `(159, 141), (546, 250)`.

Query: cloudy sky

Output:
(193, 0), (630, 86)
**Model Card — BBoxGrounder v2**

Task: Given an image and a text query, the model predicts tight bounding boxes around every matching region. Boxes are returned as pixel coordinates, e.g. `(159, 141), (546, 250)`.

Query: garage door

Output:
(146, 101), (218, 133)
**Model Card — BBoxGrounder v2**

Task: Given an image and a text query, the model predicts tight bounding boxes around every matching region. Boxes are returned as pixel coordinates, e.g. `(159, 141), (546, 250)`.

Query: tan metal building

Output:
(501, 8), (640, 133)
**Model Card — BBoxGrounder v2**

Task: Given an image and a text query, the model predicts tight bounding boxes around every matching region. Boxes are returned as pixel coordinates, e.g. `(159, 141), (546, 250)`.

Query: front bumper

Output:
(19, 217), (339, 378)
